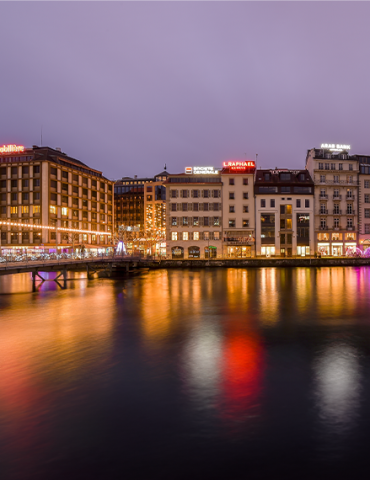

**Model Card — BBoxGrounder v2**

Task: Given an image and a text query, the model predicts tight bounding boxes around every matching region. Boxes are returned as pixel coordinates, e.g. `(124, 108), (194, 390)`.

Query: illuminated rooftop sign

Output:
(321, 143), (350, 152)
(0, 144), (25, 154)
(223, 161), (255, 171)
(185, 166), (219, 175)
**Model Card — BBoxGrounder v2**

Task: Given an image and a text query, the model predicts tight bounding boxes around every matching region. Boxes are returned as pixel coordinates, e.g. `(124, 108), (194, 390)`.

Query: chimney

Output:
(56, 147), (62, 152)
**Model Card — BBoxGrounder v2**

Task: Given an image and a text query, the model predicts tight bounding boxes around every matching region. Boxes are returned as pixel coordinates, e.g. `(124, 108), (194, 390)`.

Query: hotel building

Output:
(255, 169), (314, 256)
(221, 161), (256, 258)
(166, 168), (223, 259)
(357, 154), (370, 251)
(306, 147), (358, 256)
(0, 144), (114, 252)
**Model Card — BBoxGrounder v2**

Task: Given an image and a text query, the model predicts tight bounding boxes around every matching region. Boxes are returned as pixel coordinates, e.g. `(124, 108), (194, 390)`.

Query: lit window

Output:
(21, 205), (29, 214)
(33, 205), (40, 214)
(193, 232), (199, 241)
(62, 207), (68, 216)
(10, 206), (18, 214)
(204, 231), (209, 240)
(171, 232), (177, 241)
(50, 205), (56, 214)
(183, 232), (188, 241)
(214, 232), (220, 240)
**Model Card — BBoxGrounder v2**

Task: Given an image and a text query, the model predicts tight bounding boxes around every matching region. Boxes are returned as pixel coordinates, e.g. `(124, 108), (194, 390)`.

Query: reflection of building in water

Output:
(258, 268), (279, 325)
(313, 343), (361, 434)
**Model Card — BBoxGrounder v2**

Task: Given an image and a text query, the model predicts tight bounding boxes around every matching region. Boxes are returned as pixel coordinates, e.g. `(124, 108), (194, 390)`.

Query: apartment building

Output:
(357, 155), (370, 250)
(221, 161), (256, 257)
(166, 168), (223, 259)
(255, 169), (314, 256)
(306, 147), (358, 256)
(0, 144), (114, 252)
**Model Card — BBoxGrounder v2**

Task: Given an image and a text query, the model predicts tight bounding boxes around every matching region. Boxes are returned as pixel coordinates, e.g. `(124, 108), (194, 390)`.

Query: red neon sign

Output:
(223, 161), (255, 171)
(0, 144), (25, 154)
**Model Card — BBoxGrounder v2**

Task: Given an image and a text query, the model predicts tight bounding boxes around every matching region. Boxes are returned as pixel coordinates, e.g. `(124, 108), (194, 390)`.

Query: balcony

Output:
(346, 195), (355, 201)
(319, 209), (328, 215)
(319, 226), (328, 230)
(333, 194), (342, 200)
(333, 210), (342, 215)
(319, 194), (328, 200)
(347, 227), (354, 231)
(346, 210), (356, 215)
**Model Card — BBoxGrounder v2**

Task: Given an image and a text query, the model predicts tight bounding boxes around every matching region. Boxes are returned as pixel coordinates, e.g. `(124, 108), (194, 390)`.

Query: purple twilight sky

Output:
(1, 2), (370, 180)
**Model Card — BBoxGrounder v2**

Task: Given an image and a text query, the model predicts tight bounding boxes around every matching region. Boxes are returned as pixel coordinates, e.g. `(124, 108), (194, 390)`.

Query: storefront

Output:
(226, 246), (251, 258)
(297, 246), (310, 257)
(261, 246), (275, 257)
(188, 246), (200, 258)
(318, 243), (330, 256)
(345, 243), (357, 255)
(172, 246), (184, 259)
(205, 246), (217, 259)
(331, 243), (343, 256)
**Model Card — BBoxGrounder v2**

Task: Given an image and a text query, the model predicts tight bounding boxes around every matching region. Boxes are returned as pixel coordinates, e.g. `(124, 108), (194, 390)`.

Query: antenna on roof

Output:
(255, 153), (258, 168)
(40, 125), (43, 146)
(164, 163), (167, 171)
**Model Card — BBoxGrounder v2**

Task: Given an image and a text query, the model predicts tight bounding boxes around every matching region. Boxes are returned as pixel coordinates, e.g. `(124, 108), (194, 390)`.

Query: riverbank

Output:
(148, 257), (370, 268)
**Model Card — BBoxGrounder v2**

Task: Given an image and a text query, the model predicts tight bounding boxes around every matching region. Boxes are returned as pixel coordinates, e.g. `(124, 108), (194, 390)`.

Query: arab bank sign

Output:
(321, 143), (351, 152)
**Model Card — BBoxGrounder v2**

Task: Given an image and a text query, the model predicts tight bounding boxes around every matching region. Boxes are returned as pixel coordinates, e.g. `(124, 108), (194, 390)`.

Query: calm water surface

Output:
(1, 267), (370, 479)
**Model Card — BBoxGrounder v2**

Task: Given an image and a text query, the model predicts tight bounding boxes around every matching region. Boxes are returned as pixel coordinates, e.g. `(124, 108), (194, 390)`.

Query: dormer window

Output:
(264, 173), (270, 181)
(280, 173), (291, 181)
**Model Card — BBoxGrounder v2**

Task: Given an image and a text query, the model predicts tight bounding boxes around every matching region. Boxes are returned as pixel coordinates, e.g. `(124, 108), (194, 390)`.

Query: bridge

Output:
(0, 255), (160, 291)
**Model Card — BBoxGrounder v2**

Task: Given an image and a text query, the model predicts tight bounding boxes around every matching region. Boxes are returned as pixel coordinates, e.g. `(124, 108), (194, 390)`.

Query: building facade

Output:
(357, 155), (370, 251)
(306, 147), (359, 256)
(166, 171), (223, 259)
(0, 144), (114, 252)
(255, 169), (314, 257)
(221, 161), (256, 258)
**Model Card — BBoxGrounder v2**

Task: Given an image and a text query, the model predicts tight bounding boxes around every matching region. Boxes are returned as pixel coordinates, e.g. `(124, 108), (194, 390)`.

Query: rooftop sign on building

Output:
(222, 160), (255, 171)
(320, 143), (351, 152)
(0, 144), (25, 154)
(185, 166), (219, 175)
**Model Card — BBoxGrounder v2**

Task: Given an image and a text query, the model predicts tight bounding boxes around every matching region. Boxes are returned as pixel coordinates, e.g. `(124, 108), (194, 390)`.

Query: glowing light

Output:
(0, 221), (110, 235)
(185, 166), (219, 175)
(321, 143), (351, 152)
(0, 144), (25, 154)
(223, 161), (255, 171)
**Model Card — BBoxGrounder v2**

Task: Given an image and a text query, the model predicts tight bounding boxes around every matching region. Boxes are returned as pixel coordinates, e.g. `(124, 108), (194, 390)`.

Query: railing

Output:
(319, 195), (328, 199)
(333, 210), (342, 215)
(346, 210), (356, 215)
(333, 195), (342, 200)
(319, 226), (328, 230)
(346, 195), (355, 201)
(319, 209), (328, 214)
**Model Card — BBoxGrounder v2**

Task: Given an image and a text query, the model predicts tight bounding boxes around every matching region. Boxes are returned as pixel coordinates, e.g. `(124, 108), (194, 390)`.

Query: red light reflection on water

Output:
(219, 334), (264, 419)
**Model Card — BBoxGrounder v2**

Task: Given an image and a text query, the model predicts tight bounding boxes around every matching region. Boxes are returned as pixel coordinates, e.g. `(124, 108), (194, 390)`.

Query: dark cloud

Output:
(1, 2), (369, 179)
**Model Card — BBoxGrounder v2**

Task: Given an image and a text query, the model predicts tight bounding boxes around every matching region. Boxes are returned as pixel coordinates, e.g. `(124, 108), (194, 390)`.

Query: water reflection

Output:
(313, 341), (361, 435)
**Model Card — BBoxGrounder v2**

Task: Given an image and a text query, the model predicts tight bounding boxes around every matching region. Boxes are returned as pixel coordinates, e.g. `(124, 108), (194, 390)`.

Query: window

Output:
(334, 189), (339, 198)
(203, 217), (209, 226)
(171, 217), (177, 226)
(347, 176), (353, 184)
(182, 217), (188, 226)
(213, 217), (220, 226)
(22, 192), (29, 201)
(243, 192), (248, 200)
(280, 173), (291, 181)
(347, 218), (353, 228)
(281, 187), (291, 193)
(243, 205), (249, 213)
(347, 204), (353, 214)
(334, 175), (339, 184)
(339, 163), (343, 170)
(11, 167), (17, 175)
(243, 178), (248, 185)
(229, 219), (236, 228)
(325, 163), (330, 170)
(305, 199), (310, 208)
(73, 210), (78, 217)
(320, 218), (326, 229)
(50, 205), (56, 214)
(183, 232), (188, 241)
(62, 171), (68, 180)
(11, 193), (17, 201)
(192, 190), (199, 198)
(229, 192), (235, 200)
(204, 231), (209, 240)
(203, 203), (209, 211)
(334, 218), (340, 228)
(62, 196), (68, 204)
(21, 205), (29, 214)
(264, 173), (270, 181)
(320, 204), (326, 214)
(365, 209), (370, 218)
(349, 164), (353, 171)
(229, 206), (235, 213)
(34, 179), (40, 187)
(243, 219), (249, 228)
(10, 206), (17, 214)
(171, 204), (177, 212)
(11, 179), (17, 188)
(213, 190), (220, 198)
(193, 203), (199, 211)
(212, 203), (219, 211)
(320, 175), (326, 183)
(172, 232), (177, 241)
(296, 199), (301, 208)
(286, 219), (292, 229)
(229, 178), (235, 185)
(261, 199), (266, 208)
(181, 189), (188, 198)
(62, 207), (68, 216)
(203, 190), (209, 198)
(365, 180), (370, 189)
(270, 199), (275, 208)
(22, 179), (29, 188)
(193, 217), (199, 226)
(365, 194), (370, 203)
(33, 205), (40, 214)
(331, 163), (336, 170)
(214, 232), (220, 240)
(182, 203), (188, 211)
(365, 225), (370, 234)
(334, 204), (340, 214)
(319, 163), (324, 170)
(193, 232), (199, 241)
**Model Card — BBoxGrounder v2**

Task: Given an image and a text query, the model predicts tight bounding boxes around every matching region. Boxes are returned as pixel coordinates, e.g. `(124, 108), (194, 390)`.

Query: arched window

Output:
(188, 246), (200, 258)
(205, 246), (217, 259)
(171, 246), (184, 259)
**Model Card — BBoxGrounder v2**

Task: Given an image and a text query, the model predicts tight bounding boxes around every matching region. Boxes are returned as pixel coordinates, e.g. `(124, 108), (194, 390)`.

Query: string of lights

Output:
(0, 221), (111, 236)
